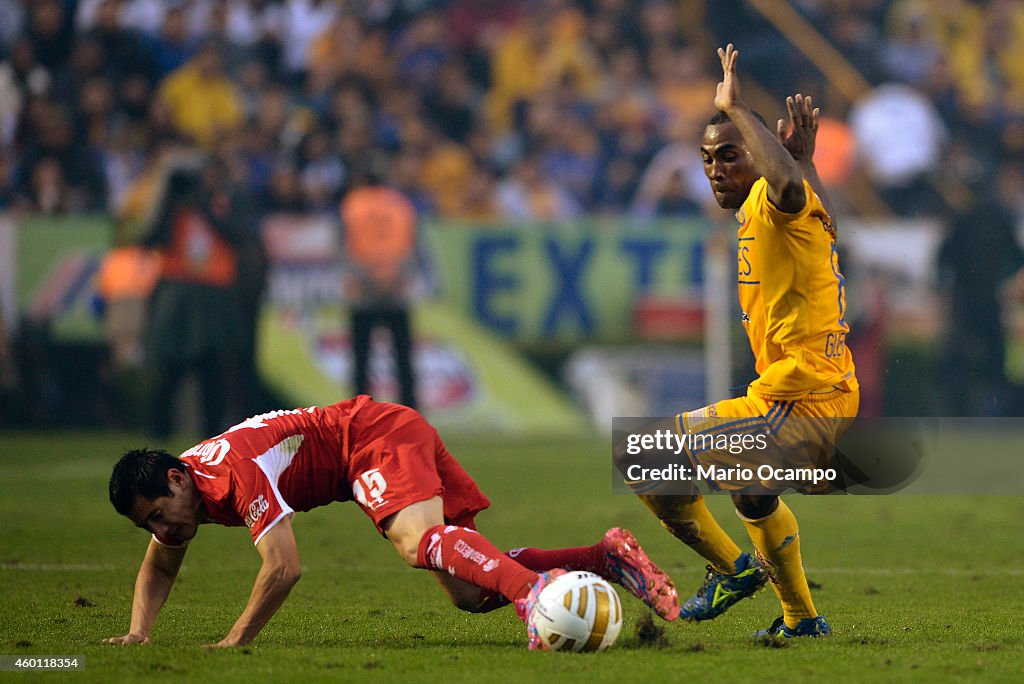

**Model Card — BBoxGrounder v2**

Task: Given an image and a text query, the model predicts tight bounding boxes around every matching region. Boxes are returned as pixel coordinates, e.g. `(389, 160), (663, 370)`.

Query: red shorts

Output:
(345, 400), (491, 534)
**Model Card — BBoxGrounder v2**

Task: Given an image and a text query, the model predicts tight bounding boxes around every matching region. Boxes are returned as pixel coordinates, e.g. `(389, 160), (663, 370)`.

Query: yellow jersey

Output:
(736, 177), (858, 400)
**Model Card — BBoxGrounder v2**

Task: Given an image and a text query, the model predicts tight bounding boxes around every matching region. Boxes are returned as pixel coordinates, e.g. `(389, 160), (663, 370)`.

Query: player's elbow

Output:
(271, 561), (302, 588)
(774, 178), (806, 214)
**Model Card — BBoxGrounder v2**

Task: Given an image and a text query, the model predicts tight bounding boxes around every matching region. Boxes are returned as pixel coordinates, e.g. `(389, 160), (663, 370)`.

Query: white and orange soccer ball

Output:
(529, 571), (623, 652)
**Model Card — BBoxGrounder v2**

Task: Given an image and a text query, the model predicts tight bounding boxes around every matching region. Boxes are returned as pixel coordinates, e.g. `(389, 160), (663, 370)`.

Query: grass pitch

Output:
(1, 430), (1022, 682)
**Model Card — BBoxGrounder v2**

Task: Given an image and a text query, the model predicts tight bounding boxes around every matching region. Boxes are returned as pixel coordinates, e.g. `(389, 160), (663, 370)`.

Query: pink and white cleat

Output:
(601, 527), (680, 621)
(514, 569), (568, 650)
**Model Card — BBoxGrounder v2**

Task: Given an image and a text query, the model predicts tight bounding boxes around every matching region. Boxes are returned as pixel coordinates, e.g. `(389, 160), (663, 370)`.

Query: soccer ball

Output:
(529, 571), (623, 652)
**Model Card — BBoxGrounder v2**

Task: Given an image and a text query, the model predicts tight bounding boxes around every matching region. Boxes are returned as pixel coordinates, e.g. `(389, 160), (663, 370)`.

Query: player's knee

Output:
(732, 494), (778, 519)
(395, 538), (422, 567)
(384, 524), (428, 567)
(382, 498), (446, 568)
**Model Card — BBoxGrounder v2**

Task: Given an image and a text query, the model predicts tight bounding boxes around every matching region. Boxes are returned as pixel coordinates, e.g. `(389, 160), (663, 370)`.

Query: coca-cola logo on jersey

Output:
(180, 438), (231, 467)
(244, 495), (269, 528)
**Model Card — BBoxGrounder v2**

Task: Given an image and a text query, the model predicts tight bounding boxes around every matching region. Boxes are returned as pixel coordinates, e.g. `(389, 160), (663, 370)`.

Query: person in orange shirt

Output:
(340, 171), (421, 410)
(617, 45), (858, 638)
(96, 245), (161, 368)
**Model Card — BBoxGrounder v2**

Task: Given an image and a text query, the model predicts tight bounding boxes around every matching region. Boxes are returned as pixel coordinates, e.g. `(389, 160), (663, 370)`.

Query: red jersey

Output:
(155, 396), (489, 546)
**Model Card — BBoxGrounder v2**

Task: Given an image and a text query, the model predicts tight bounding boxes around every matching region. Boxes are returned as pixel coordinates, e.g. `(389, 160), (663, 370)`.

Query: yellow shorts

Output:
(677, 387), (860, 493)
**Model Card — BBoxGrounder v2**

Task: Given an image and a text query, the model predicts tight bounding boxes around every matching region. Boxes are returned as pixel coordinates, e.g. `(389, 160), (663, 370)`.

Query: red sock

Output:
(472, 544), (608, 613)
(506, 544), (607, 575)
(417, 525), (537, 603)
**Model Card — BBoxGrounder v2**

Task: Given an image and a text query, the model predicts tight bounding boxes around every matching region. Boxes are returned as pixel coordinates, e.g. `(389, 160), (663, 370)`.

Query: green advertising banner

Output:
(257, 300), (590, 435)
(424, 219), (710, 346)
(7, 215), (711, 349)
(14, 215), (112, 342)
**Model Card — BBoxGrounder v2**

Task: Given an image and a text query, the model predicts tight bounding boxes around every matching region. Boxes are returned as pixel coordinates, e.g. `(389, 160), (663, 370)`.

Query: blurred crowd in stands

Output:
(3, 0), (1024, 421)
(2, 0), (1024, 226)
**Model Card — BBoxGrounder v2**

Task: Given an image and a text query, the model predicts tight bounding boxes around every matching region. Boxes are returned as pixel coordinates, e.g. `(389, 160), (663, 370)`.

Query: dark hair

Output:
(707, 110), (769, 128)
(109, 449), (186, 516)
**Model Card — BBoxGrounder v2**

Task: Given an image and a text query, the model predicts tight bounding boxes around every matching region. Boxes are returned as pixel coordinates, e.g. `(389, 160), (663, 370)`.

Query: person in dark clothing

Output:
(937, 164), (1024, 416)
(142, 154), (246, 437)
(232, 190), (269, 419)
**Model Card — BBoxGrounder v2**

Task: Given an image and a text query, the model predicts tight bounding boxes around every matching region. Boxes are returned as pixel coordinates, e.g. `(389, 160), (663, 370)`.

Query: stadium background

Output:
(2, 0), (1023, 433)
(2, 2), (1024, 679)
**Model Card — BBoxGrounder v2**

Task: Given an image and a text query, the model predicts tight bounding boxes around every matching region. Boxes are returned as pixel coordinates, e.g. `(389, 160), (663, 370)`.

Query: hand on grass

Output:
(203, 637), (244, 649)
(103, 633), (151, 645)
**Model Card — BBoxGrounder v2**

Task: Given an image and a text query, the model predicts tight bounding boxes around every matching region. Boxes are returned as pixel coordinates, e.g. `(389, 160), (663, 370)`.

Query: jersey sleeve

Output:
(230, 458), (295, 545)
(757, 179), (822, 229)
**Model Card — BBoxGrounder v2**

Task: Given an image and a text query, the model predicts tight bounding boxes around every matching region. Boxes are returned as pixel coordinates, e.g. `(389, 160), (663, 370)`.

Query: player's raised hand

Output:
(714, 44), (742, 113)
(103, 633), (151, 645)
(777, 94), (819, 164)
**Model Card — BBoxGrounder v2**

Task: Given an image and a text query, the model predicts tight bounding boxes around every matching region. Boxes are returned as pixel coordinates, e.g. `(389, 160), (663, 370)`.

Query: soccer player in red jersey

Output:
(104, 396), (679, 649)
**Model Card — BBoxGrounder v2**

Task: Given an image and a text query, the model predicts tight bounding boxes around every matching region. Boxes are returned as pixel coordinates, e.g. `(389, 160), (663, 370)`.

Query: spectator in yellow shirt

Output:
(157, 42), (242, 150)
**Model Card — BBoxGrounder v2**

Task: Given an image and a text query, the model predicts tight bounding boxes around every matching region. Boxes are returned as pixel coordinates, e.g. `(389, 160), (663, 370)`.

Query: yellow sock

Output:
(740, 498), (816, 627)
(639, 494), (743, 573)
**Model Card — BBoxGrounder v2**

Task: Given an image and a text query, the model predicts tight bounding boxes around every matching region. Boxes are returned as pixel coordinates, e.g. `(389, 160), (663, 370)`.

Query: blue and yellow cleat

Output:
(679, 551), (767, 621)
(755, 615), (831, 638)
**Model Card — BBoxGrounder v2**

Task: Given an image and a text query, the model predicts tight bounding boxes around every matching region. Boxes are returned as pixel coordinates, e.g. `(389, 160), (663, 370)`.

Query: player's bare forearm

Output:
(214, 516), (301, 647)
(105, 539), (186, 644)
(729, 104), (806, 210)
(715, 45), (805, 213)
(215, 560), (300, 647)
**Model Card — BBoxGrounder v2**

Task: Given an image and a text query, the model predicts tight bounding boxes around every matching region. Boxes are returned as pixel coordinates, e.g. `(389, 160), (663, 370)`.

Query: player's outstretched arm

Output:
(777, 93), (836, 222)
(714, 44), (806, 214)
(104, 539), (187, 645)
(208, 515), (301, 648)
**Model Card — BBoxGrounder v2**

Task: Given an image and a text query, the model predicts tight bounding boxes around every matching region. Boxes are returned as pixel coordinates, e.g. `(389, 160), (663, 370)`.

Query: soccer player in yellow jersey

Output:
(622, 45), (859, 637)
